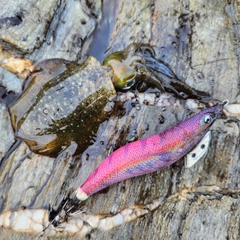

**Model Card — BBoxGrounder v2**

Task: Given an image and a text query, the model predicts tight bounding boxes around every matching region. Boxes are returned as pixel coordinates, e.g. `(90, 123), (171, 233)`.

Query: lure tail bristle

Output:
(48, 193), (82, 227)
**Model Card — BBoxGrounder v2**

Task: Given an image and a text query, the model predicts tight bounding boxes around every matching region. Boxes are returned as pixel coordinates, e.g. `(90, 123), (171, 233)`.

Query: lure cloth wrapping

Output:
(76, 103), (223, 200)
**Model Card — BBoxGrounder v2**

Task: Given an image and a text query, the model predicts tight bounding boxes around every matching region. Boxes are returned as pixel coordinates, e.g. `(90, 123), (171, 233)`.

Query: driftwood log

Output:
(0, 0), (240, 239)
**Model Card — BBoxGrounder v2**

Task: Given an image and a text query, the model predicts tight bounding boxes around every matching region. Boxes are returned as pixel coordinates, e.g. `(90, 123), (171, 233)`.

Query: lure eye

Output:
(204, 114), (213, 124)
(200, 114), (214, 127)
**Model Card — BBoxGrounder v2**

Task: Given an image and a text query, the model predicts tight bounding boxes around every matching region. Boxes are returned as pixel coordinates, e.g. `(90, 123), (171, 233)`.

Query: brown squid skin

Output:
(7, 43), (211, 159)
(9, 56), (116, 158)
(4, 41), (210, 164)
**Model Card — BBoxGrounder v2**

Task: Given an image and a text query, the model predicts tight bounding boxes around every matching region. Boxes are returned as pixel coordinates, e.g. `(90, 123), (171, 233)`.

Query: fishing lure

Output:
(49, 100), (227, 226)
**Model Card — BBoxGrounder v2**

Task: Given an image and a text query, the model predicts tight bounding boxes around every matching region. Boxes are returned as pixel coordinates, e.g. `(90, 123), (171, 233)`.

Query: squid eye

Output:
(122, 79), (136, 90)
(204, 114), (213, 124)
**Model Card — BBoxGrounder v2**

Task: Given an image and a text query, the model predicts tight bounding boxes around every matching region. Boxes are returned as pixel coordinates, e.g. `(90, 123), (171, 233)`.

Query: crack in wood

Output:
(0, 184), (239, 237)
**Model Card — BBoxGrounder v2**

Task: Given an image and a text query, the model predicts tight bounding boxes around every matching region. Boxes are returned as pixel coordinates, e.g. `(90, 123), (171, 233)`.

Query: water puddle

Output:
(88, 0), (120, 62)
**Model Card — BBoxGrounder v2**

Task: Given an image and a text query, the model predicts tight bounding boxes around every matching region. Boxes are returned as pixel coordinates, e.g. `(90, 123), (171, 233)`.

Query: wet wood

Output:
(0, 0), (240, 239)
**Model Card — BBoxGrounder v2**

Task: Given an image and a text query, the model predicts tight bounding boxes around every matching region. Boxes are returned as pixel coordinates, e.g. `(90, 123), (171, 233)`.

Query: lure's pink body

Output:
(76, 103), (223, 200)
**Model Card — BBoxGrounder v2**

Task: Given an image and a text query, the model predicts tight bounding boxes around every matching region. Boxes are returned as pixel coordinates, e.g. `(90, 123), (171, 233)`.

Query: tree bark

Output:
(0, 0), (240, 239)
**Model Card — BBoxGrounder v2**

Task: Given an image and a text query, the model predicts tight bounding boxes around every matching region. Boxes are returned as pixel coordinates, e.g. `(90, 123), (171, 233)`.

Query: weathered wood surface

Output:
(0, 0), (240, 239)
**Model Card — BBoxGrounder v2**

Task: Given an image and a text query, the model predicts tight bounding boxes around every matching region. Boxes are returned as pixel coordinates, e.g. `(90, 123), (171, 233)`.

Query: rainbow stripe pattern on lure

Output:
(49, 101), (227, 227)
(75, 101), (226, 201)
